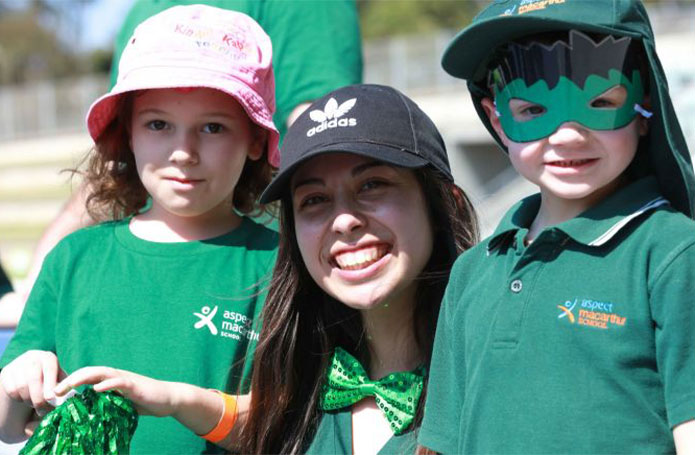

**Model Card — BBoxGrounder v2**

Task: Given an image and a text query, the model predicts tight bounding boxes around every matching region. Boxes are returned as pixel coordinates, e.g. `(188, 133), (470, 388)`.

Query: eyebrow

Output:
(291, 160), (388, 192)
(134, 108), (238, 119)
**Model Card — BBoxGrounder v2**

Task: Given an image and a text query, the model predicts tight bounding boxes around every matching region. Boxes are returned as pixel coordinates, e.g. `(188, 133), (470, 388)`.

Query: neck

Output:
(130, 206), (242, 242)
(360, 294), (423, 380)
(528, 178), (625, 242)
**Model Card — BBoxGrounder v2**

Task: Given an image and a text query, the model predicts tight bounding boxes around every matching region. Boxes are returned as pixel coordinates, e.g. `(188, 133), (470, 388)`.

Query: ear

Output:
(450, 183), (466, 212)
(480, 97), (509, 147)
(247, 129), (265, 162)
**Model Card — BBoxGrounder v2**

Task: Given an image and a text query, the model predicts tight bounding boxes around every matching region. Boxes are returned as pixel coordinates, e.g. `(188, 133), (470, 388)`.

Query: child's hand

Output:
(55, 367), (179, 417)
(0, 350), (65, 416)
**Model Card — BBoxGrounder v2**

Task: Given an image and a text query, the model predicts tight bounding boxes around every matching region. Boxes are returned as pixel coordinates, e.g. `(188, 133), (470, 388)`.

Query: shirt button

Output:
(510, 279), (523, 293)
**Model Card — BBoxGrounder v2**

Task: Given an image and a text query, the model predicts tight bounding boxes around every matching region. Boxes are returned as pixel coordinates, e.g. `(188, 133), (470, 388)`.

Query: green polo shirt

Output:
(305, 407), (418, 455)
(419, 177), (695, 454)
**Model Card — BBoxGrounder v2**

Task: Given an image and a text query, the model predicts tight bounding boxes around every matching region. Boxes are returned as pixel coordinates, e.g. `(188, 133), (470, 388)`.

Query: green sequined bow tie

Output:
(320, 347), (426, 435)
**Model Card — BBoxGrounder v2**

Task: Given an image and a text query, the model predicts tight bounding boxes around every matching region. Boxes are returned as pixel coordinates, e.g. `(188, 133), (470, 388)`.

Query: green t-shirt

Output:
(419, 177), (695, 454)
(305, 407), (418, 455)
(111, 0), (363, 140)
(1, 217), (277, 454)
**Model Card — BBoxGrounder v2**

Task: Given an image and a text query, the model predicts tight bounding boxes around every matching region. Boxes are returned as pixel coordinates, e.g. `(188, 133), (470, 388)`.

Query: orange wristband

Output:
(201, 391), (238, 443)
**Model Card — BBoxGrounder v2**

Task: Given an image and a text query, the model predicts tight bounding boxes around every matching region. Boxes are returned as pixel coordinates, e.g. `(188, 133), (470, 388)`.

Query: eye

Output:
(590, 86), (627, 109)
(520, 105), (546, 116)
(146, 120), (168, 131)
(509, 99), (547, 122)
(359, 179), (388, 192)
(590, 97), (621, 109)
(298, 194), (329, 209)
(202, 123), (225, 134)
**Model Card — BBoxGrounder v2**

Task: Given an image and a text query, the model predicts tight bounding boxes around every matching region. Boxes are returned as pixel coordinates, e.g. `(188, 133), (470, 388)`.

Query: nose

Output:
(169, 130), (199, 165)
(547, 122), (587, 147)
(331, 202), (365, 236)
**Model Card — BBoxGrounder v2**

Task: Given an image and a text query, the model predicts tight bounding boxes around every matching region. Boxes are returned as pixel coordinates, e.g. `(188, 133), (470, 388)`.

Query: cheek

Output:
(392, 197), (434, 267)
(294, 217), (325, 278)
(508, 143), (541, 175)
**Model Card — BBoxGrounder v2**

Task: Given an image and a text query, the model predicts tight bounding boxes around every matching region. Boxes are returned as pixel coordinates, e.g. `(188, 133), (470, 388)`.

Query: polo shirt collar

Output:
(487, 194), (541, 253)
(557, 176), (668, 246)
(487, 177), (669, 253)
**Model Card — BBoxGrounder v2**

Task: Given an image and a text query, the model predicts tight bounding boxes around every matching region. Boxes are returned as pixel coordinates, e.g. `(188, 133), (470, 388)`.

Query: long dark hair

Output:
(239, 165), (478, 454)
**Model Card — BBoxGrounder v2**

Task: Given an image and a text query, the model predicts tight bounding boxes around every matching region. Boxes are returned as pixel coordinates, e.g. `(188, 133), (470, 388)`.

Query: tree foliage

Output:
(357, 0), (486, 39)
(0, 0), (96, 85)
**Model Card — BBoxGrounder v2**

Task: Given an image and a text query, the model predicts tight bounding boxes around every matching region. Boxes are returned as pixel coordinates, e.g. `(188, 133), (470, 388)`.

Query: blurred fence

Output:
(0, 76), (109, 142)
(0, 31), (467, 142)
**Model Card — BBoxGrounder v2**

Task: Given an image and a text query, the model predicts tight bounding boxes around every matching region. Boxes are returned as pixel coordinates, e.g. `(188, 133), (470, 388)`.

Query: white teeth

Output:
(335, 245), (387, 270)
(552, 159), (593, 167)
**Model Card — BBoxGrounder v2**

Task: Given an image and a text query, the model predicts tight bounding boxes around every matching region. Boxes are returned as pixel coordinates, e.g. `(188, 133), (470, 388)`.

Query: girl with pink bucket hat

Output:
(0, 5), (279, 454)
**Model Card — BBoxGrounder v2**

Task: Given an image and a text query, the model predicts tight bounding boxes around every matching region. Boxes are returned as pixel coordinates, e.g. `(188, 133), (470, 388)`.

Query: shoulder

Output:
(445, 239), (494, 300)
(48, 220), (124, 259)
(241, 217), (279, 252)
(636, 206), (695, 273)
(634, 205), (695, 252)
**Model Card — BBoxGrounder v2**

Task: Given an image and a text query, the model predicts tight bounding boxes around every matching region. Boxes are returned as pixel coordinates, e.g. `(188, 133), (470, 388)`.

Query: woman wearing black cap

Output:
(55, 84), (479, 454)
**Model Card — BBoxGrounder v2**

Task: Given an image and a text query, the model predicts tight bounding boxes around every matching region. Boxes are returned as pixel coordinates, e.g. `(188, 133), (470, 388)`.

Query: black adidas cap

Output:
(259, 84), (453, 203)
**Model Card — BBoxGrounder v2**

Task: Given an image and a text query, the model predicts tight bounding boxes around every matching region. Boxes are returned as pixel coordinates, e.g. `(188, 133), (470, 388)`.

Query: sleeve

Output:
(258, 0), (363, 138)
(0, 250), (59, 369)
(650, 242), (695, 428)
(418, 259), (466, 454)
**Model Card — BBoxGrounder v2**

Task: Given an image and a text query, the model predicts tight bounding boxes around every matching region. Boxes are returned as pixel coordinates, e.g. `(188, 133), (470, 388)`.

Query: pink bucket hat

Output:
(86, 4), (280, 166)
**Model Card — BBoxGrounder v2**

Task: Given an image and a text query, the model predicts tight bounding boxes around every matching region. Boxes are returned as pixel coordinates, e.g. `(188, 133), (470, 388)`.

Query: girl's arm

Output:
(0, 384), (34, 443)
(0, 350), (63, 443)
(55, 367), (250, 450)
(674, 420), (695, 455)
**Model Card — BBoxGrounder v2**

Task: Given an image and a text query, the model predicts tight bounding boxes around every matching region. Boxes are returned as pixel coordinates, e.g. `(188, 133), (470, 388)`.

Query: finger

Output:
(92, 377), (128, 394)
(41, 355), (59, 401)
(0, 370), (22, 402)
(26, 362), (48, 412)
(24, 412), (40, 437)
(56, 366), (115, 395)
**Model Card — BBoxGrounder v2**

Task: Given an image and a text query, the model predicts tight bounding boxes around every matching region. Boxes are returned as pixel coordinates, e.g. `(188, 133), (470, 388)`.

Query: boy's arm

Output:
(418, 259), (468, 454)
(674, 420), (695, 455)
(650, 242), (695, 443)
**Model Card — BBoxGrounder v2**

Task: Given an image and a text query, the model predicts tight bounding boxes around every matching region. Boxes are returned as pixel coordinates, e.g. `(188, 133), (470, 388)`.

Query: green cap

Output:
(443, 0), (695, 218)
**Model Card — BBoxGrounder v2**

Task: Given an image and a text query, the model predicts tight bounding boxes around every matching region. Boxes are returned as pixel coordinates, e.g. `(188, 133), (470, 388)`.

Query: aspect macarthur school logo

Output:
(307, 97), (357, 137)
(193, 304), (259, 341)
(557, 298), (627, 330)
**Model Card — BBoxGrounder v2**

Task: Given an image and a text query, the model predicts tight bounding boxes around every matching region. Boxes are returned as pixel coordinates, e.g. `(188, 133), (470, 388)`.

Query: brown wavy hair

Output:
(80, 91), (274, 222)
(239, 166), (479, 454)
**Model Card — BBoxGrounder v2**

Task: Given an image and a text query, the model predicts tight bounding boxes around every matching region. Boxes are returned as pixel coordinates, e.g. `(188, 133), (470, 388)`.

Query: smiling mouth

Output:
(333, 245), (391, 271)
(546, 159), (597, 167)
(167, 177), (203, 183)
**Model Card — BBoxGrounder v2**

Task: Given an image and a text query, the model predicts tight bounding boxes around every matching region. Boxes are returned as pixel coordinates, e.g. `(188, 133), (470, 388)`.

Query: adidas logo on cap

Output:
(306, 97), (357, 137)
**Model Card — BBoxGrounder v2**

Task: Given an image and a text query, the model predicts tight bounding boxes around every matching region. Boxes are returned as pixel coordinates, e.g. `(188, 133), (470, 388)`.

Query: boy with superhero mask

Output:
(420, 0), (695, 453)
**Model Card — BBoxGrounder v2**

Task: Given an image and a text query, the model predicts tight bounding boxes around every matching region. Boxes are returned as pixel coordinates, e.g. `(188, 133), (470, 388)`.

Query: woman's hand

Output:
(55, 366), (180, 417)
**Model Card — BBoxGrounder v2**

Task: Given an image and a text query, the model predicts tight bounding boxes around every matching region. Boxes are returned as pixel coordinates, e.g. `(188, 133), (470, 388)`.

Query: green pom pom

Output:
(20, 386), (138, 455)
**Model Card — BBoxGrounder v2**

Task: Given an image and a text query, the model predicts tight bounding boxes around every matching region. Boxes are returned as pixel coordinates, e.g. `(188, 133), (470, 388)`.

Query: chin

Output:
(329, 287), (391, 312)
(543, 183), (600, 201)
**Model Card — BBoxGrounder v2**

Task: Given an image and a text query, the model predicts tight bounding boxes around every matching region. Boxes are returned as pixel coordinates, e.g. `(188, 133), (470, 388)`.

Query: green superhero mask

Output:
(493, 69), (646, 143)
